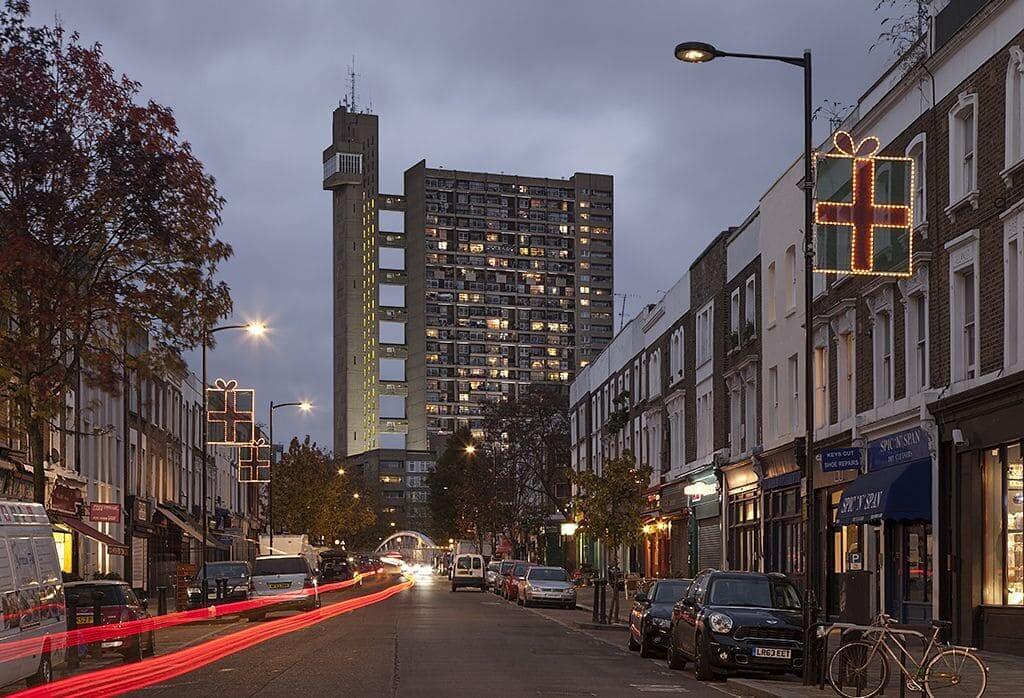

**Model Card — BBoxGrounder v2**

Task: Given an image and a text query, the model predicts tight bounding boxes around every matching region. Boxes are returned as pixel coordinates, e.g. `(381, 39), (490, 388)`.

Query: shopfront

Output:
(685, 469), (721, 575)
(834, 427), (934, 624)
(660, 480), (690, 578)
(761, 445), (803, 582)
(722, 460), (759, 571)
(641, 485), (667, 578)
(814, 438), (859, 619)
(933, 371), (1024, 654)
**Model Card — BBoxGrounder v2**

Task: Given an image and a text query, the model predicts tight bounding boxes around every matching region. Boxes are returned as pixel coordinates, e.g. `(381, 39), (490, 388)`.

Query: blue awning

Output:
(836, 458), (931, 525)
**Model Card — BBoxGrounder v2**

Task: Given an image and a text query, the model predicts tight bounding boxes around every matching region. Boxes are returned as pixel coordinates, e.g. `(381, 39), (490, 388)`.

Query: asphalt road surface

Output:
(116, 572), (737, 697)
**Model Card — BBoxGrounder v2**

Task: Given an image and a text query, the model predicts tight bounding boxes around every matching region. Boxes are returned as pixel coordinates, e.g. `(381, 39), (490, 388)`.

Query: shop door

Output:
(892, 522), (933, 623)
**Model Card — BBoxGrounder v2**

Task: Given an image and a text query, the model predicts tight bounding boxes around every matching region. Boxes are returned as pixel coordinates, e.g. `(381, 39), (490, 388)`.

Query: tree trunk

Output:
(28, 414), (46, 504)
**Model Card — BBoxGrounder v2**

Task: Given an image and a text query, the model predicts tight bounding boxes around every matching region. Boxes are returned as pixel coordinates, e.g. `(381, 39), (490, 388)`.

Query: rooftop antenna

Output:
(614, 292), (641, 333)
(346, 56), (359, 113)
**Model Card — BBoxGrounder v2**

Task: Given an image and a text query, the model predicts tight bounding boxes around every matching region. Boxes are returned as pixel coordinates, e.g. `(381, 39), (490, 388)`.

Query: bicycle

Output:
(827, 613), (987, 697)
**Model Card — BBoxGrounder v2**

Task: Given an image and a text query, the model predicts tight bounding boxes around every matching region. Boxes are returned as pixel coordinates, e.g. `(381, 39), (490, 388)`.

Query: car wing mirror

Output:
(633, 592), (648, 603)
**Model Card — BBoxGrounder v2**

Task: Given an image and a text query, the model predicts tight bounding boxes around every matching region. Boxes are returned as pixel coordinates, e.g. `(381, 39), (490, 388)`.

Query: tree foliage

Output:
(272, 437), (375, 543)
(0, 1), (233, 500)
(571, 451), (652, 566)
(426, 428), (501, 549)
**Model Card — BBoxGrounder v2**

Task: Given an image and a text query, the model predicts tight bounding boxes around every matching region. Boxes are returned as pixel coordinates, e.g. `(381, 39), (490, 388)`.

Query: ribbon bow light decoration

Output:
(238, 436), (272, 483)
(206, 378), (256, 445)
(814, 130), (915, 277)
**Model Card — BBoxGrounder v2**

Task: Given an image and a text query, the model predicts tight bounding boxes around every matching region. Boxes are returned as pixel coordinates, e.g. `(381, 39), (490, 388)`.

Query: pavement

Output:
(7, 574), (1021, 696)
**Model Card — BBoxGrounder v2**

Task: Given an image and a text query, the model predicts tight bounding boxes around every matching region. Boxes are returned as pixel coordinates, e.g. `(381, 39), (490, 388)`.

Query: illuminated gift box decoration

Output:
(238, 437), (271, 483)
(206, 378), (255, 445)
(814, 131), (915, 277)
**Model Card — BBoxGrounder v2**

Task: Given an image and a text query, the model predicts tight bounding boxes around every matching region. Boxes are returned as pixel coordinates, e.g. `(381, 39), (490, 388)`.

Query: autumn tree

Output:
(0, 1), (233, 502)
(426, 428), (501, 551)
(272, 437), (375, 543)
(571, 451), (652, 621)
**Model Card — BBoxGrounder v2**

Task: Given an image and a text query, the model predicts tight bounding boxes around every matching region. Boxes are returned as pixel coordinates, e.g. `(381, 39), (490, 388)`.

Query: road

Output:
(115, 572), (737, 697)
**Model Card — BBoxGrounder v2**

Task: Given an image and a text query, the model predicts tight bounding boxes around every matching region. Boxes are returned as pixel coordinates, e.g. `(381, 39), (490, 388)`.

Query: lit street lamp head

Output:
(337, 467), (346, 476)
(674, 41), (718, 63)
(299, 401), (313, 412)
(464, 444), (476, 455)
(245, 321), (267, 336)
(352, 492), (360, 499)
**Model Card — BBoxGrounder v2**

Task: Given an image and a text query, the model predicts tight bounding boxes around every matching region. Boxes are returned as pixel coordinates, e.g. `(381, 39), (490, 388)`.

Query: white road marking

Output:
(631, 685), (689, 693)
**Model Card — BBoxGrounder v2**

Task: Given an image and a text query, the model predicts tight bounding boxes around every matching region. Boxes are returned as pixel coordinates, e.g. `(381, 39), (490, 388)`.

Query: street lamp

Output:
(674, 41), (817, 684)
(268, 399), (313, 550)
(464, 444), (476, 456)
(352, 492), (360, 500)
(201, 320), (267, 565)
(337, 467), (346, 476)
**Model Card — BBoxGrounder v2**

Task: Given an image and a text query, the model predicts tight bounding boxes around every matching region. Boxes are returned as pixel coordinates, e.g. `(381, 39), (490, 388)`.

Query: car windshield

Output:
(487, 562), (500, 572)
(253, 557), (307, 576)
(202, 563), (248, 579)
(708, 577), (802, 610)
(528, 568), (567, 582)
(513, 563), (527, 576)
(67, 586), (124, 607)
(652, 581), (690, 603)
(500, 561), (516, 574)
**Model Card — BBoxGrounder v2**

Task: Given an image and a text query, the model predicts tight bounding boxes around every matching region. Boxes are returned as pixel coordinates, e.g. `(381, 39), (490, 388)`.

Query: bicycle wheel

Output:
(828, 640), (890, 698)
(923, 648), (987, 697)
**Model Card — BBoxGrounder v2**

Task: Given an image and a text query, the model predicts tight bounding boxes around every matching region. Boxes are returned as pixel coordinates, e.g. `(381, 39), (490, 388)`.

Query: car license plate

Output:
(268, 582), (290, 590)
(76, 615), (93, 626)
(753, 647), (792, 659)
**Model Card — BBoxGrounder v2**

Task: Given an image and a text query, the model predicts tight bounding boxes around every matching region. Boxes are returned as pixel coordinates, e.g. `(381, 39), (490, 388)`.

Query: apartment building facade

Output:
(569, 0), (1024, 655)
(325, 106), (613, 531)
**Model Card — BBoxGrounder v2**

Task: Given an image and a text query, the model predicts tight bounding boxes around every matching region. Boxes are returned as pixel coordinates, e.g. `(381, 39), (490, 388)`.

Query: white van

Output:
(0, 502), (67, 688)
(450, 553), (486, 592)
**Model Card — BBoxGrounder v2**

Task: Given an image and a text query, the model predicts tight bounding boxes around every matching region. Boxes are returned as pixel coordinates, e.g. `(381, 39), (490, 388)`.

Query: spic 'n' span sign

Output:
(814, 131), (915, 277)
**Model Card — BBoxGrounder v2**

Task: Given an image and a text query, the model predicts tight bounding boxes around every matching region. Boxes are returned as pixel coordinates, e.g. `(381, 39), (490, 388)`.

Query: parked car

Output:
(64, 581), (155, 662)
(485, 560), (501, 590)
(667, 570), (803, 680)
(186, 561), (251, 608)
(318, 551), (356, 583)
(247, 554), (321, 621)
(494, 559), (519, 593)
(502, 561), (532, 602)
(0, 502), (67, 689)
(628, 578), (692, 657)
(450, 553), (486, 592)
(517, 566), (576, 609)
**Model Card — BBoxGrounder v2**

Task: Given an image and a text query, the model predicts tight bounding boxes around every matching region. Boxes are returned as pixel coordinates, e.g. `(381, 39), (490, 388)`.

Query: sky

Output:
(27, 0), (899, 449)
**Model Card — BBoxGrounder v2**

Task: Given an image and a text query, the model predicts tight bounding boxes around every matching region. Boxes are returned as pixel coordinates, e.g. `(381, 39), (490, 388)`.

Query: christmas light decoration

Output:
(238, 437), (271, 483)
(814, 130), (915, 277)
(206, 378), (255, 445)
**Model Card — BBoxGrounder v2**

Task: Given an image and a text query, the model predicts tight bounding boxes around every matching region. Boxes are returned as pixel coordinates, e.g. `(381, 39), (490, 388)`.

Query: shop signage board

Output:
(88, 503), (121, 523)
(821, 447), (862, 473)
(867, 426), (930, 471)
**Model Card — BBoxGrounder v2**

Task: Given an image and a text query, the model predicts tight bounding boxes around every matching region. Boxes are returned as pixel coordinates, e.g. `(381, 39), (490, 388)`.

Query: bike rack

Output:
(815, 621), (930, 694)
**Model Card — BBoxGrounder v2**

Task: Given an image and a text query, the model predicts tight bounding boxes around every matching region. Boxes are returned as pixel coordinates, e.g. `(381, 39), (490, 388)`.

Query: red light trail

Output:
(0, 572), (378, 666)
(13, 576), (414, 698)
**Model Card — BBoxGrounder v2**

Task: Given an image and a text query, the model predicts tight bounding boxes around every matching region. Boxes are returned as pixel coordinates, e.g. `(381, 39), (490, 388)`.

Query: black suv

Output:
(667, 569), (803, 680)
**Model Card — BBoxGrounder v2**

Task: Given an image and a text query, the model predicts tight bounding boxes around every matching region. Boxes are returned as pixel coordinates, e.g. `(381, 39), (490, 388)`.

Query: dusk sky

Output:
(29, 1), (898, 448)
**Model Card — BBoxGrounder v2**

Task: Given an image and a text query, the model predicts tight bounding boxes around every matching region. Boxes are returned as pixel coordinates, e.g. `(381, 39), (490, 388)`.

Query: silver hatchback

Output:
(518, 566), (576, 609)
(247, 554), (320, 620)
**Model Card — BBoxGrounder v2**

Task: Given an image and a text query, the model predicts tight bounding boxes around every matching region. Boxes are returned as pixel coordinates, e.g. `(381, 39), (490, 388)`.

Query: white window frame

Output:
(813, 339), (829, 429)
(728, 378), (741, 455)
(744, 275), (756, 331)
(905, 133), (927, 228)
(1005, 46), (1024, 181)
(785, 246), (798, 314)
(768, 366), (779, 438)
(947, 92), (979, 210)
(946, 230), (981, 384)
(743, 370), (756, 452)
(870, 290), (895, 407)
(837, 333), (855, 422)
(730, 289), (741, 336)
(649, 349), (662, 398)
(696, 301), (713, 367)
(766, 261), (777, 326)
(788, 354), (799, 436)
(1004, 204), (1024, 370)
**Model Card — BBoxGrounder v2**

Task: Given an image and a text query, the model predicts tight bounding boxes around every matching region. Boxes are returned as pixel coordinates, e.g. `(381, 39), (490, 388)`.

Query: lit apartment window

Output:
(785, 246), (797, 313)
(873, 308), (894, 405)
(768, 366), (779, 437)
(814, 344), (828, 429)
(905, 134), (926, 227)
(766, 261), (777, 325)
(906, 293), (929, 395)
(1007, 48), (1024, 172)
(788, 354), (799, 435)
(948, 93), (978, 205)
(1007, 214), (1024, 368)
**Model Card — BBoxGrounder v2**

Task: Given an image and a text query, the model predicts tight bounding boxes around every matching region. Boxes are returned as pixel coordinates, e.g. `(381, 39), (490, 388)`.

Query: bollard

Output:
(592, 579), (603, 623)
(216, 577), (228, 603)
(595, 578), (608, 624)
(157, 586), (168, 616)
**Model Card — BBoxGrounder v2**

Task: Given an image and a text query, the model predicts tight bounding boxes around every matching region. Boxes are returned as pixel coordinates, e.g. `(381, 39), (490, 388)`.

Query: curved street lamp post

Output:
(267, 400), (312, 551)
